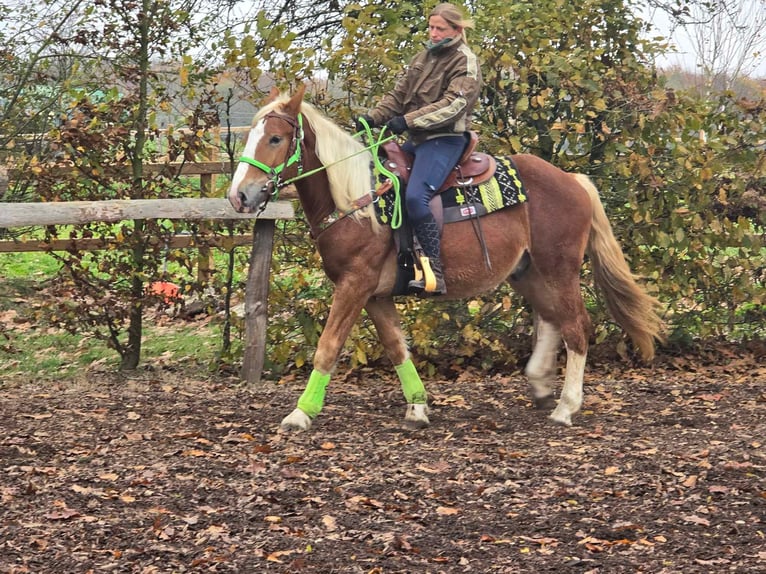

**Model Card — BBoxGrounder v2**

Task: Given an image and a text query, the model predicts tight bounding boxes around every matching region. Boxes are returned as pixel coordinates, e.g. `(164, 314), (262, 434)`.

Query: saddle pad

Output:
(374, 155), (527, 227)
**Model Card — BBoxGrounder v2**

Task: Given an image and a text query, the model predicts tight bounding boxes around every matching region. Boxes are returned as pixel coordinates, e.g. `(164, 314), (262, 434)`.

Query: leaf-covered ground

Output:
(1, 346), (765, 573)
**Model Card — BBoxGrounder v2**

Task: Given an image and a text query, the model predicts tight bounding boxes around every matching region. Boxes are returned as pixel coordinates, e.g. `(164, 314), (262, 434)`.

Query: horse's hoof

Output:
(280, 408), (312, 431)
(549, 407), (573, 427)
(533, 394), (558, 410)
(405, 403), (430, 428)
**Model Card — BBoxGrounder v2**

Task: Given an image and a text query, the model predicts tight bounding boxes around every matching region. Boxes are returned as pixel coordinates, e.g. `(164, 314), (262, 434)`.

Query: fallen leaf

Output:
(709, 485), (730, 494)
(723, 460), (754, 471)
(441, 394), (468, 408)
(71, 484), (92, 495)
(44, 508), (80, 521)
(436, 506), (460, 516)
(266, 549), (297, 563)
(181, 449), (208, 457)
(520, 536), (559, 546)
(417, 460), (450, 474)
(682, 515), (710, 527)
(322, 515), (338, 531)
(682, 475), (698, 488)
(223, 433), (254, 444)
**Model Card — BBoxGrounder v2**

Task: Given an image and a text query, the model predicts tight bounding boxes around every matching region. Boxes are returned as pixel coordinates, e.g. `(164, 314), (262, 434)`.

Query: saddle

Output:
(379, 131), (496, 194)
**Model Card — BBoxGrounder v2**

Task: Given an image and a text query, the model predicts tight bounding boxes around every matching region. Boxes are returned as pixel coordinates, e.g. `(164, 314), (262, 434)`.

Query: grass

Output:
(0, 249), (61, 279)
(0, 249), (224, 382)
(2, 324), (221, 382)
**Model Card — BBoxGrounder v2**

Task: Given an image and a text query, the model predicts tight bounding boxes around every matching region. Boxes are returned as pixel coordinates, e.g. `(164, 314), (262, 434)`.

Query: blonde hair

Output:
(430, 3), (474, 41)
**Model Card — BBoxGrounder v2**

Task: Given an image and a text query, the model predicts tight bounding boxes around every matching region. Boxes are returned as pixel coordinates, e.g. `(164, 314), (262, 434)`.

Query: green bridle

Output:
(238, 111), (305, 201)
(238, 112), (403, 229)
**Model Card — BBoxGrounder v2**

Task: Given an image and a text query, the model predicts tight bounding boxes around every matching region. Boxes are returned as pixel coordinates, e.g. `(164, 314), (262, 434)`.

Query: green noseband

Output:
(239, 112), (304, 199)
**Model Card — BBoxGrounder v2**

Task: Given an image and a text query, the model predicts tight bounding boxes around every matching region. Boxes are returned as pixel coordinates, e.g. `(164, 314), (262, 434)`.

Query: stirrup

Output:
(408, 255), (446, 295)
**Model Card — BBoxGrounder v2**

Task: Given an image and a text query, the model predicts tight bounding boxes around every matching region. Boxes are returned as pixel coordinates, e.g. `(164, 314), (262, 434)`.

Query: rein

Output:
(238, 112), (401, 231)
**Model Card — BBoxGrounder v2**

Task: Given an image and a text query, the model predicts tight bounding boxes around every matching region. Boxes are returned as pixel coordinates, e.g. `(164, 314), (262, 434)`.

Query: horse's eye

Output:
(269, 135), (282, 145)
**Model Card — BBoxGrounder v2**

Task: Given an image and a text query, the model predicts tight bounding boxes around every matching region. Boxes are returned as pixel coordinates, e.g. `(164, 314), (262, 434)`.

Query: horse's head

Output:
(229, 84), (306, 213)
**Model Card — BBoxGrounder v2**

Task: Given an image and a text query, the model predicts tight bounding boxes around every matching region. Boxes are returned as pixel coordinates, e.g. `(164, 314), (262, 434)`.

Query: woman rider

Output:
(357, 2), (482, 296)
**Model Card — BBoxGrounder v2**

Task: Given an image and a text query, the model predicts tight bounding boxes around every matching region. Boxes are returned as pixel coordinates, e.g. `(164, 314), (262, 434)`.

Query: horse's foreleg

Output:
(525, 315), (561, 410)
(396, 359), (430, 428)
(281, 370), (330, 431)
(281, 284), (371, 432)
(365, 298), (430, 428)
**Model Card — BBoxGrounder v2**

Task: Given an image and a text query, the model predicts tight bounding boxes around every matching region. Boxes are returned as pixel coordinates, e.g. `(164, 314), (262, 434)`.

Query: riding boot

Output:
(408, 217), (447, 296)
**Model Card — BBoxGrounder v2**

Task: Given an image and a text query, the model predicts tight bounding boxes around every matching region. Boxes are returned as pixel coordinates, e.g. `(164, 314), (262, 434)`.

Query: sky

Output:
(642, 3), (766, 79)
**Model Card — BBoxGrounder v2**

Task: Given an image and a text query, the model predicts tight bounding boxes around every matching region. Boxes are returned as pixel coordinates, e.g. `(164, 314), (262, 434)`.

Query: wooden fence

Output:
(0, 161), (295, 384)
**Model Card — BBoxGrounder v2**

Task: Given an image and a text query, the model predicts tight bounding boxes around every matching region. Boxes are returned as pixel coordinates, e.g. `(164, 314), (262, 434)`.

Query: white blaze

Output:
(230, 121), (266, 200)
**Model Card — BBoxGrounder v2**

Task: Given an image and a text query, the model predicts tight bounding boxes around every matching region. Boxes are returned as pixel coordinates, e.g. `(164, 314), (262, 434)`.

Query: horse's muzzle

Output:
(229, 181), (273, 213)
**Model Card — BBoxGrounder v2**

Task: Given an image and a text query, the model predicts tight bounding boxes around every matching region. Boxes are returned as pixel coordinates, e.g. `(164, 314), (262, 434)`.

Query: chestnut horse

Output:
(229, 85), (663, 431)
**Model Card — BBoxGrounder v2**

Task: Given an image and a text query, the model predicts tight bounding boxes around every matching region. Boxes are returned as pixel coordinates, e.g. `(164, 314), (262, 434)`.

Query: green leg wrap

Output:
(395, 358), (428, 404)
(297, 370), (331, 419)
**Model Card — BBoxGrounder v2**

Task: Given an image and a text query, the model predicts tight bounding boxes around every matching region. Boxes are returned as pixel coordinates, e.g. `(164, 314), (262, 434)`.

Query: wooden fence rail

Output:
(0, 183), (295, 385)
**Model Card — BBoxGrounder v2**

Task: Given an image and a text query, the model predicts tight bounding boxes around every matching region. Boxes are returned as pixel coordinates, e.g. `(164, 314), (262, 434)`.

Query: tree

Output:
(29, 0), (225, 369)
(686, 0), (766, 90)
(643, 0), (766, 90)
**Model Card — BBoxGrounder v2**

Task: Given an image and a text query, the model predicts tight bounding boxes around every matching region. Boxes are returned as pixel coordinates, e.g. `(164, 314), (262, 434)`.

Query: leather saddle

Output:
(379, 131), (496, 194)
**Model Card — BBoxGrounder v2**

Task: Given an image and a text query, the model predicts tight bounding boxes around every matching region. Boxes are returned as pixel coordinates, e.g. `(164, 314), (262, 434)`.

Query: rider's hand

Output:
(385, 116), (408, 135)
(355, 115), (375, 132)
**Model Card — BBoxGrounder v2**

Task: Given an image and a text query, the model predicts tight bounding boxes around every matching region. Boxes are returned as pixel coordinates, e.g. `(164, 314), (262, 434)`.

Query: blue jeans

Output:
(402, 135), (467, 223)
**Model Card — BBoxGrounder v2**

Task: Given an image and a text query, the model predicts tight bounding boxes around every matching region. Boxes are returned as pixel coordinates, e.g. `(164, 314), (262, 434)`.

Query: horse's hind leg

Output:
(525, 314), (561, 410)
(365, 297), (430, 428)
(548, 287), (591, 426)
(517, 278), (591, 426)
(552, 345), (587, 426)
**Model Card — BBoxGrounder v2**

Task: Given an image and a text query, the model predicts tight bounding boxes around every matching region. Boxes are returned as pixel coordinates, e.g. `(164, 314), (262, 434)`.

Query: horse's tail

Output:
(574, 173), (665, 361)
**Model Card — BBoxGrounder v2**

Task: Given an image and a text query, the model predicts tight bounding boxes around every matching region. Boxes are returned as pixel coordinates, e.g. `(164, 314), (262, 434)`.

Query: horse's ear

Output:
(286, 83), (306, 115)
(264, 86), (280, 104)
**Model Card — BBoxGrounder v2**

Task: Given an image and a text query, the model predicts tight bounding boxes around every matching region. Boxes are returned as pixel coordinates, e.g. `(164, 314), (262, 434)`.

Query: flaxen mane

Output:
(258, 96), (378, 230)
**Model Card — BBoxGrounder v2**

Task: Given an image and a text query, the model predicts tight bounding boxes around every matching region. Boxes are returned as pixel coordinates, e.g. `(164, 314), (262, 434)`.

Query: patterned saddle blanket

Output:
(374, 155), (527, 227)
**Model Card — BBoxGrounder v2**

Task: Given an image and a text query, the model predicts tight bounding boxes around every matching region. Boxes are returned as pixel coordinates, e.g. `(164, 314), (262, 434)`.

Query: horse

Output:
(228, 84), (664, 431)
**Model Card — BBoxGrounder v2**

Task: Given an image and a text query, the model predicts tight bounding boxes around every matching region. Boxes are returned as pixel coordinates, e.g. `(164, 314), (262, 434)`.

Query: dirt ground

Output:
(1, 345), (765, 573)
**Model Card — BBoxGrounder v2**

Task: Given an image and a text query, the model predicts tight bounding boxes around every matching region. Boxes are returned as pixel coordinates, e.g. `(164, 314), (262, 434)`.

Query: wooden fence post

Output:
(241, 218), (276, 385)
(197, 173), (214, 284)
